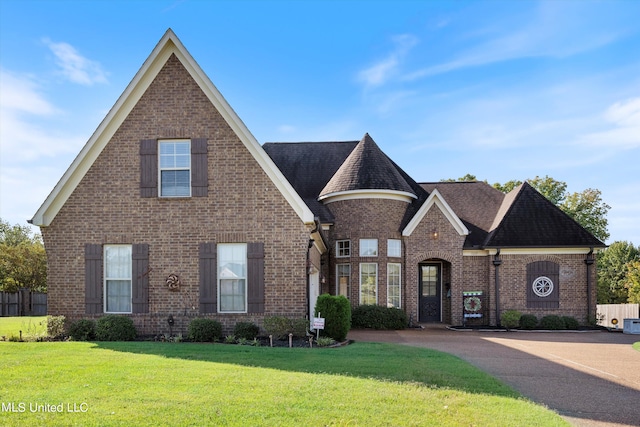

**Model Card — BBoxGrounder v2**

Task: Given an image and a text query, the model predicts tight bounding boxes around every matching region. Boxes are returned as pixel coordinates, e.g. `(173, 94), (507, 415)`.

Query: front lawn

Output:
(0, 316), (46, 339)
(0, 340), (567, 426)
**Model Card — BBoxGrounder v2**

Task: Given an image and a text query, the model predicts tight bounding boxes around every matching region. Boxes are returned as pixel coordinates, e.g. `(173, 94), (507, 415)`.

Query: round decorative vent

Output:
(532, 276), (553, 297)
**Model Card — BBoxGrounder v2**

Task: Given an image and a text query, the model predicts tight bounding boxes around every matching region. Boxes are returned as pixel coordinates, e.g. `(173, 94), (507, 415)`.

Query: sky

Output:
(1, 0), (639, 245)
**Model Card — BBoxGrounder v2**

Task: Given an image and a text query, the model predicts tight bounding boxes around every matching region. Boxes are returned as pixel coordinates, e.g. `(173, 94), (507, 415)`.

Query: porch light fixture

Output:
(431, 229), (439, 240)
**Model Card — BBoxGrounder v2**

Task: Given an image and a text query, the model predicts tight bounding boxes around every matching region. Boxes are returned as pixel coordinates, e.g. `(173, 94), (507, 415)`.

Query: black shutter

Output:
(199, 243), (217, 313)
(527, 261), (560, 309)
(132, 244), (150, 313)
(191, 138), (208, 197)
(247, 242), (265, 313)
(85, 244), (103, 314)
(140, 139), (157, 198)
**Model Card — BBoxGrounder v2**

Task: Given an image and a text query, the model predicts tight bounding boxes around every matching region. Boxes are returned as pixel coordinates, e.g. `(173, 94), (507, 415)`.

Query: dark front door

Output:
(419, 264), (441, 322)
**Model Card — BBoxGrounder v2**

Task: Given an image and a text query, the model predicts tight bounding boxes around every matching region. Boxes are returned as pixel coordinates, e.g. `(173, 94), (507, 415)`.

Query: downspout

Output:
(493, 249), (502, 326)
(584, 247), (595, 321)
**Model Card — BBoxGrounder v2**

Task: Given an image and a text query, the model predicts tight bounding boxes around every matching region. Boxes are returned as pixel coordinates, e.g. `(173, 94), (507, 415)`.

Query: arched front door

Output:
(419, 263), (441, 322)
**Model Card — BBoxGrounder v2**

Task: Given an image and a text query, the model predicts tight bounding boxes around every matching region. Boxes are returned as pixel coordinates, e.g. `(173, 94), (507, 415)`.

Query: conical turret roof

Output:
(319, 133), (416, 201)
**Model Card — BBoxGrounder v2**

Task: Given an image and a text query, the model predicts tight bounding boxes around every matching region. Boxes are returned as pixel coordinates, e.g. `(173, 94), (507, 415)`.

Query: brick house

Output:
(31, 30), (605, 335)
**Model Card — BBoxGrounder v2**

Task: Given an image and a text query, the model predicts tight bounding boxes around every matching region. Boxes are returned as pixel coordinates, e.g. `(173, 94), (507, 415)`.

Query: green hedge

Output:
(314, 294), (351, 342)
(351, 305), (407, 330)
(68, 319), (96, 341)
(95, 315), (136, 341)
(188, 318), (222, 342)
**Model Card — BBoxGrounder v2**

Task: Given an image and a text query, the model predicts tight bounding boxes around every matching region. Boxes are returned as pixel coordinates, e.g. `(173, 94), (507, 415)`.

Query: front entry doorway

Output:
(419, 263), (441, 322)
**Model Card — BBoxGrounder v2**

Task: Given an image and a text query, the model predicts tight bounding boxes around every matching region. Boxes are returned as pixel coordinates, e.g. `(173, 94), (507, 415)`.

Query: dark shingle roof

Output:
(485, 182), (606, 248)
(262, 140), (358, 223)
(420, 181), (505, 247)
(319, 133), (416, 199)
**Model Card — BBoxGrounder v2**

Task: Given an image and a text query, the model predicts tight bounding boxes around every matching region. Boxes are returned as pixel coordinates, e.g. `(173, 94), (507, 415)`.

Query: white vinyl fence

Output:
(596, 304), (640, 329)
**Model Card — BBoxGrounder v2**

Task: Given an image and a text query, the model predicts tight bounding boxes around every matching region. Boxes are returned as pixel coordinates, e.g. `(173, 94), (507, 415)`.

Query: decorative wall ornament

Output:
(463, 291), (483, 320)
(166, 273), (181, 291)
(532, 276), (553, 297)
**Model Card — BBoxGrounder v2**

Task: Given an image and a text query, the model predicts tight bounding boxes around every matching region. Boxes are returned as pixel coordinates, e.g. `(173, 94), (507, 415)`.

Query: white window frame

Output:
(159, 139), (191, 197)
(359, 239), (378, 257)
(104, 245), (132, 314)
(217, 243), (247, 313)
(387, 239), (401, 257)
(387, 263), (401, 309)
(359, 263), (378, 305)
(336, 240), (351, 258)
(336, 264), (351, 299)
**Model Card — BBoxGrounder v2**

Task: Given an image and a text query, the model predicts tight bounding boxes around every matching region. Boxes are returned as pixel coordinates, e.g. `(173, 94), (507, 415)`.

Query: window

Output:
(336, 240), (351, 258)
(218, 243), (247, 312)
(360, 263), (377, 305)
(387, 263), (401, 308)
(387, 239), (401, 257)
(104, 245), (132, 313)
(159, 140), (191, 197)
(336, 264), (351, 298)
(359, 239), (378, 257)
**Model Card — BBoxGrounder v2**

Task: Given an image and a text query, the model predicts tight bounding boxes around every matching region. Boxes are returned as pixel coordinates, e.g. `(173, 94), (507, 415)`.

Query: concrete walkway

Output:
(347, 326), (640, 427)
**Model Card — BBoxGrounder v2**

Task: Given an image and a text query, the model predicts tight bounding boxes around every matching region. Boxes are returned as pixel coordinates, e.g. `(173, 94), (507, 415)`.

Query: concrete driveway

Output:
(347, 327), (640, 427)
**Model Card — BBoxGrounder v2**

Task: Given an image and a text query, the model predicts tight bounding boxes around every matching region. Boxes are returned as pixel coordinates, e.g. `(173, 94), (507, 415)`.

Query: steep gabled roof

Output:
(318, 133), (417, 202)
(263, 141), (359, 223)
(420, 181), (505, 247)
(31, 29), (315, 227)
(402, 189), (470, 237)
(485, 182), (606, 248)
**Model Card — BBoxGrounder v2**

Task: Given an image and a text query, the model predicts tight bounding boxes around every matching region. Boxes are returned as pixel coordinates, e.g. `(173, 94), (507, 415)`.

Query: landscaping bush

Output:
(539, 315), (566, 330)
(562, 316), (580, 330)
(68, 319), (96, 341)
(351, 305), (407, 330)
(520, 314), (538, 330)
(314, 294), (351, 342)
(188, 318), (222, 342)
(263, 316), (308, 339)
(500, 310), (522, 330)
(46, 315), (66, 338)
(95, 315), (136, 341)
(233, 322), (260, 340)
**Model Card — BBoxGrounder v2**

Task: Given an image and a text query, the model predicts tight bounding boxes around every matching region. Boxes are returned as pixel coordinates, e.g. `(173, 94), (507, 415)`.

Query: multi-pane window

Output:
(387, 263), (401, 308)
(387, 239), (401, 257)
(336, 264), (351, 299)
(159, 140), (191, 197)
(360, 263), (378, 305)
(336, 240), (351, 258)
(359, 239), (378, 257)
(218, 243), (247, 313)
(104, 245), (132, 313)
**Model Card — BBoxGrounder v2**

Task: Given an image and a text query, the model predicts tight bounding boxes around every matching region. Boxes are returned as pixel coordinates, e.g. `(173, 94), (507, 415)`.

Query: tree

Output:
(441, 174), (479, 182)
(0, 219), (47, 293)
(625, 261), (640, 304)
(597, 241), (640, 304)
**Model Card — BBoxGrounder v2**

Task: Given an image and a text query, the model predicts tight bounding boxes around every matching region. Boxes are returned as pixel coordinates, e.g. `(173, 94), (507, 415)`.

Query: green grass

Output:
(0, 340), (567, 426)
(634, 341), (640, 352)
(0, 316), (47, 339)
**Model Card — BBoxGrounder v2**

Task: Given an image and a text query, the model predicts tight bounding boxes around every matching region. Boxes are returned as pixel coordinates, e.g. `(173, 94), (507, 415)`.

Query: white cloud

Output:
(581, 97), (640, 149)
(0, 70), (84, 161)
(357, 34), (418, 88)
(43, 38), (108, 85)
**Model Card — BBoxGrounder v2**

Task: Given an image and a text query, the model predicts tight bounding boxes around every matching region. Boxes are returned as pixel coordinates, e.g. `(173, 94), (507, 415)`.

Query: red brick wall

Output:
(42, 54), (310, 336)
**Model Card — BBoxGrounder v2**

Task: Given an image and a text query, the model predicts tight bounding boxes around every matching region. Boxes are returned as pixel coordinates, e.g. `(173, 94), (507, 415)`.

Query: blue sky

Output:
(1, 0), (639, 245)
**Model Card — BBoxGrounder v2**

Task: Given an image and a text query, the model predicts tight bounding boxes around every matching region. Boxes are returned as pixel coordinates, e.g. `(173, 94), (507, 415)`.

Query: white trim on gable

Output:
(402, 189), (469, 237)
(31, 29), (315, 227)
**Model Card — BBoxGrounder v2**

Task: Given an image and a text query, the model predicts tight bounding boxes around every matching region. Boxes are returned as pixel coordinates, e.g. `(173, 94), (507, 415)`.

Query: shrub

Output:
(520, 314), (538, 330)
(501, 310), (522, 330)
(316, 336), (336, 347)
(233, 322), (260, 340)
(188, 318), (222, 342)
(95, 315), (136, 341)
(540, 315), (566, 330)
(46, 315), (66, 338)
(68, 319), (96, 341)
(314, 294), (351, 342)
(263, 316), (308, 339)
(351, 305), (407, 330)
(562, 316), (580, 330)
